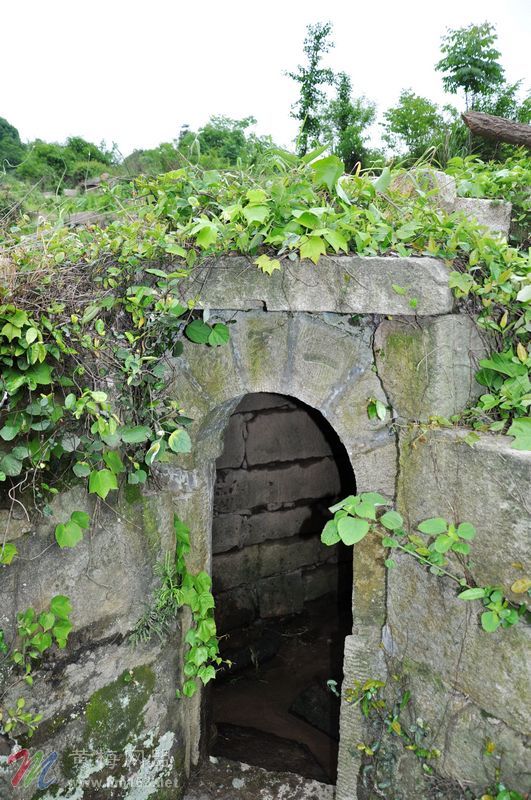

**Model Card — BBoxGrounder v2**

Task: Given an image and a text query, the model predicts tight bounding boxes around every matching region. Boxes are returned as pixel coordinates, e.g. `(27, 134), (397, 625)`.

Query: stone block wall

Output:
(212, 393), (354, 632)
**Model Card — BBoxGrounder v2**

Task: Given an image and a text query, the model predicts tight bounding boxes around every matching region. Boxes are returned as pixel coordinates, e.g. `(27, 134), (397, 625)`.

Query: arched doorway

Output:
(208, 392), (355, 784)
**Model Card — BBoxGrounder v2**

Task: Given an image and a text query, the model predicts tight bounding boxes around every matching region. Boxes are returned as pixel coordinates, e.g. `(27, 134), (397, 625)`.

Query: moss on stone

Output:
(83, 664), (155, 752)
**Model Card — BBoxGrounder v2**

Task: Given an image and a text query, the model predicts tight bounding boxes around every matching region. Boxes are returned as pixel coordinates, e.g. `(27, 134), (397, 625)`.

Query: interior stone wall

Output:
(212, 392), (354, 633)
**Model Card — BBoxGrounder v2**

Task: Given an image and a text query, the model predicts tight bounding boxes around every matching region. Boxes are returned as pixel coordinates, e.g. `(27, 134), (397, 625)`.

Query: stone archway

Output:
(162, 309), (396, 796)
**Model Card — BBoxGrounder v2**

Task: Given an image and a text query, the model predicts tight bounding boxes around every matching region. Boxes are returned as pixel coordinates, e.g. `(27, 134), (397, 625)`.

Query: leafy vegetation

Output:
(435, 22), (505, 110)
(287, 21), (336, 156)
(0, 595), (73, 736)
(321, 492), (529, 633)
(131, 515), (220, 698)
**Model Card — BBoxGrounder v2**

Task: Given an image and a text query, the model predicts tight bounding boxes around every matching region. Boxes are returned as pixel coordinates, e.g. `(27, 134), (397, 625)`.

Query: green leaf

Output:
(182, 679), (197, 698)
(300, 235), (327, 264)
(451, 540), (470, 555)
(185, 320), (211, 344)
(194, 222), (218, 248)
(337, 516), (370, 545)
(120, 425), (151, 444)
(434, 534), (453, 553)
(145, 440), (162, 466)
(321, 519), (340, 546)
(25, 362), (54, 386)
(507, 417), (531, 451)
(196, 618), (217, 642)
(458, 587), (487, 600)
(128, 469), (147, 484)
(360, 492), (389, 507)
(168, 428), (192, 453)
(418, 517), (448, 535)
(38, 612), (56, 631)
(50, 595), (73, 619)
(53, 618), (73, 647)
(255, 254), (281, 275)
(382, 536), (399, 548)
(354, 500), (377, 520)
(73, 461), (91, 478)
(198, 664), (216, 685)
(208, 323), (230, 347)
(380, 511), (403, 531)
(0, 542), (17, 564)
(481, 611), (500, 633)
(242, 205), (269, 224)
(373, 167), (392, 193)
(89, 468), (118, 499)
(0, 453), (23, 476)
(322, 229), (349, 253)
(246, 188), (268, 204)
(103, 450), (125, 474)
(0, 422), (21, 441)
(456, 522), (476, 540)
(516, 284), (531, 303)
(189, 645), (209, 667)
(384, 558), (396, 569)
(71, 511), (90, 529)
(55, 520), (83, 548)
(311, 155), (344, 192)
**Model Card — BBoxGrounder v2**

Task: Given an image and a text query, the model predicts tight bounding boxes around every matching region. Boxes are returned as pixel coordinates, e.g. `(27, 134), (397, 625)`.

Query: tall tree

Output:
(0, 117), (25, 168)
(435, 22), (505, 110)
(325, 73), (376, 171)
(288, 22), (335, 156)
(382, 91), (447, 162)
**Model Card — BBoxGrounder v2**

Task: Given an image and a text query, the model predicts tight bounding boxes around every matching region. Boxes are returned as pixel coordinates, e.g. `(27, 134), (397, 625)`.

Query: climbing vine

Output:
(0, 595), (73, 737)
(321, 492), (529, 633)
(130, 514), (221, 698)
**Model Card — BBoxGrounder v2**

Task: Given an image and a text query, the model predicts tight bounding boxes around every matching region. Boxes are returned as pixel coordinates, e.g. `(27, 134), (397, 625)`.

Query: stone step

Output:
(184, 756), (335, 800)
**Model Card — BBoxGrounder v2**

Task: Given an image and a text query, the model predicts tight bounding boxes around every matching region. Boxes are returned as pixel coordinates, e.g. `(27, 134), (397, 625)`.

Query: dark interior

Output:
(208, 393), (355, 784)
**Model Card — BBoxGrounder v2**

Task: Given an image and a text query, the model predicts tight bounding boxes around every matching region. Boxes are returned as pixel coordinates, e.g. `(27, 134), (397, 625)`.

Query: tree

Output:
(0, 118), (25, 168)
(382, 91), (447, 162)
(324, 73), (376, 171)
(178, 116), (271, 169)
(435, 22), (505, 109)
(288, 22), (335, 155)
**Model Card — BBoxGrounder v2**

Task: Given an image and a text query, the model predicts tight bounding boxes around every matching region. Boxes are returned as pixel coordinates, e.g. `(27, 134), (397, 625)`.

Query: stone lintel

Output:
(181, 256), (454, 316)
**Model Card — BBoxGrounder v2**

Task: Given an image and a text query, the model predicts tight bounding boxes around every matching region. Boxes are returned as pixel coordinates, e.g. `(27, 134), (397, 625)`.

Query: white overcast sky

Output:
(2, 0), (530, 156)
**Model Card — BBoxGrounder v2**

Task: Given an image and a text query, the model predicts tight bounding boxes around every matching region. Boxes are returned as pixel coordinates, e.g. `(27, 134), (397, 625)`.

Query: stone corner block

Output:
(375, 315), (487, 421)
(453, 197), (512, 237)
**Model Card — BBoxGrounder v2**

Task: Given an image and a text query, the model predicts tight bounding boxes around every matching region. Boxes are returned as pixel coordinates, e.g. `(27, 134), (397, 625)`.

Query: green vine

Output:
(0, 594), (73, 737)
(130, 514), (221, 698)
(321, 492), (529, 633)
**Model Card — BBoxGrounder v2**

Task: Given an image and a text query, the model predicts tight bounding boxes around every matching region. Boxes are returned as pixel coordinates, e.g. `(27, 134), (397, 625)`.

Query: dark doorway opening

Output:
(208, 393), (355, 784)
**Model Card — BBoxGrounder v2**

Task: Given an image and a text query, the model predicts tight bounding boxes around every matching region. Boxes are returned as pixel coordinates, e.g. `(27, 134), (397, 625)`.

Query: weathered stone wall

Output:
(212, 393), (353, 632)
(389, 429), (530, 794)
(1, 224), (529, 800)
(0, 484), (188, 799)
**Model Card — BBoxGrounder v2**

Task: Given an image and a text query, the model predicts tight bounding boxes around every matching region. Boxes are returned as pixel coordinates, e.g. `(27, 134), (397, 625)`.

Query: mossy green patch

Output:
(83, 664), (155, 752)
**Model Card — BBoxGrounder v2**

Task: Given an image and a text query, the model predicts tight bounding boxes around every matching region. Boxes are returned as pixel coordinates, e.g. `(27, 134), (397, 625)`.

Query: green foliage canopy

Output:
(288, 21), (335, 155)
(435, 22), (505, 109)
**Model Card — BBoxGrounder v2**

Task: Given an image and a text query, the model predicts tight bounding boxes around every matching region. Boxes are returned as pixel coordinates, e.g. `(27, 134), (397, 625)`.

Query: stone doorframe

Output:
(161, 307), (395, 796)
(159, 254), (483, 797)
